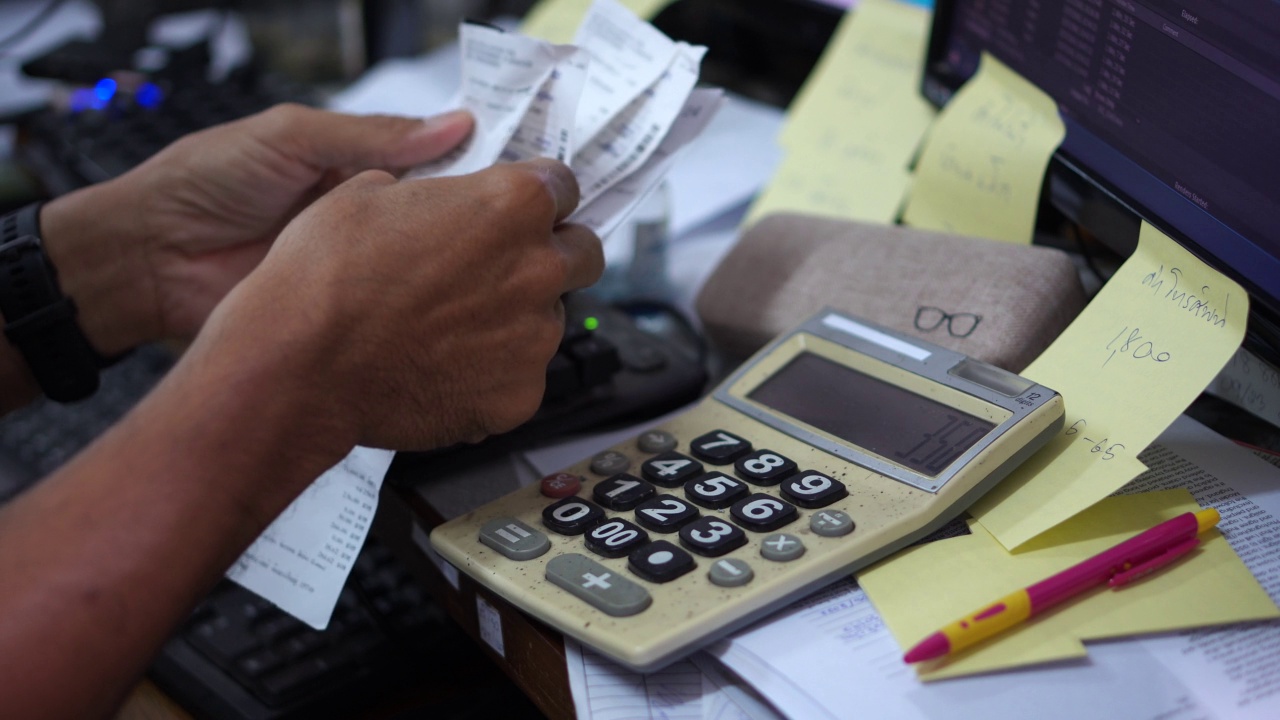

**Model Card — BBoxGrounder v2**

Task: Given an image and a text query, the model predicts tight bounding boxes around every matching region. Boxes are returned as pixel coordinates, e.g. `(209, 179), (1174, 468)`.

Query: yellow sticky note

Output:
(779, 0), (935, 156)
(901, 52), (1065, 244)
(860, 490), (1279, 680)
(748, 0), (934, 227)
(744, 144), (914, 226)
(973, 222), (1248, 550)
(521, 0), (674, 43)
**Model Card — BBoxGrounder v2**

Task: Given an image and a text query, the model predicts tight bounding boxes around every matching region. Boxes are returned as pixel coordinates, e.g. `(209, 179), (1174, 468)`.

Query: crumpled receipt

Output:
(227, 0), (720, 629)
(408, 0), (722, 238)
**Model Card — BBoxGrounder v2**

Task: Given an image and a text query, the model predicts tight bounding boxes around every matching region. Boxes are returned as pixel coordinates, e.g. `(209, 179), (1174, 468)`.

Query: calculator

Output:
(430, 309), (1064, 671)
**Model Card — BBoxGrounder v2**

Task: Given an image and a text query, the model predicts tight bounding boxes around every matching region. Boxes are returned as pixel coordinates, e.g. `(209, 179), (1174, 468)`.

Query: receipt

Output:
(412, 0), (716, 237)
(407, 22), (588, 178)
(572, 87), (725, 238)
(227, 446), (394, 629)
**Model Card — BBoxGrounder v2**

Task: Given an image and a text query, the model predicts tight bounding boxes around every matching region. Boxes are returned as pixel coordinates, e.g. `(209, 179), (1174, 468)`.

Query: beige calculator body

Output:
(431, 309), (1063, 672)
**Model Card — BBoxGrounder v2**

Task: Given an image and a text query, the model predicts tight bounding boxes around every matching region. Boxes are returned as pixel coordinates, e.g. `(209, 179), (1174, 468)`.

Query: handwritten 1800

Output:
(1104, 326), (1171, 367)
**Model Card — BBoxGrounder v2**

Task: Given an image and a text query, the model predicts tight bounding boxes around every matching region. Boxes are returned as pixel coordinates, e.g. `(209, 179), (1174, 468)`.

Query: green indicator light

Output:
(583, 316), (600, 331)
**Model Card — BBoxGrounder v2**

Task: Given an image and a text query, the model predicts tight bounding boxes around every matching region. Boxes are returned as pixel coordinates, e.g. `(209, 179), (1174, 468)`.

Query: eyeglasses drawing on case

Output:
(914, 307), (983, 338)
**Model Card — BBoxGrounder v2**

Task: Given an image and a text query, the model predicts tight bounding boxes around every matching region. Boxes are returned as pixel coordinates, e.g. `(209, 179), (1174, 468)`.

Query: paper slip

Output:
(226, 446), (394, 629)
(747, 0), (935, 227)
(972, 221), (1248, 550)
(1208, 347), (1280, 430)
(521, 0), (675, 44)
(901, 52), (1066, 244)
(410, 0), (719, 238)
(860, 489), (1278, 679)
(404, 22), (589, 178)
(712, 415), (1280, 720)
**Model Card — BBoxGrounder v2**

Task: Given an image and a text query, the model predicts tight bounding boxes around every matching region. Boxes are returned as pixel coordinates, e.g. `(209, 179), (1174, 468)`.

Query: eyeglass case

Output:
(695, 212), (1088, 372)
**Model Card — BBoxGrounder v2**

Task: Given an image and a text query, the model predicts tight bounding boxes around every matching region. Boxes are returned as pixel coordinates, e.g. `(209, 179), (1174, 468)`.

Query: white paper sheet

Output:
(226, 446), (394, 629)
(565, 638), (783, 720)
(710, 415), (1280, 719)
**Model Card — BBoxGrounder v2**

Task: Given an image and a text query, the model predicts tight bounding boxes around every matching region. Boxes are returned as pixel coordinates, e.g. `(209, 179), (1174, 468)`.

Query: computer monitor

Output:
(922, 0), (1280, 365)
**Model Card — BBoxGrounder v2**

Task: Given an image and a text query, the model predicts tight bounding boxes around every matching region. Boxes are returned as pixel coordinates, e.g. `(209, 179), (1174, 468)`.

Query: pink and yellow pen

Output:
(903, 507), (1221, 663)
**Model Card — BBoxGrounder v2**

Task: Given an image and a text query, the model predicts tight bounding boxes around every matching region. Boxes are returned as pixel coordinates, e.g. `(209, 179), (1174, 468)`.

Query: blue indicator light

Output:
(69, 88), (101, 112)
(135, 82), (164, 108)
(93, 77), (117, 102)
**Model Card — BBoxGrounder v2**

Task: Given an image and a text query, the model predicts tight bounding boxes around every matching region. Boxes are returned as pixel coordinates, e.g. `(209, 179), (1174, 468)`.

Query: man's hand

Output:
(184, 156), (604, 465)
(40, 104), (474, 354)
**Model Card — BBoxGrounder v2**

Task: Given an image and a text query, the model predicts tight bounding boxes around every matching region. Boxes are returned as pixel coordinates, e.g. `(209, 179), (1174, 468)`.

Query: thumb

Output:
(260, 104), (474, 171)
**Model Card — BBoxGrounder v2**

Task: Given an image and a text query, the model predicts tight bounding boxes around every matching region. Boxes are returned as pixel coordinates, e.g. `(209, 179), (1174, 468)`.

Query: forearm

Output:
(0, 315), (351, 718)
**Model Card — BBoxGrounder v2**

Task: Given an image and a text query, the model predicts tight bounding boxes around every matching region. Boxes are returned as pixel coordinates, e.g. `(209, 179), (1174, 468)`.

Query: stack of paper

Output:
(408, 0), (724, 240)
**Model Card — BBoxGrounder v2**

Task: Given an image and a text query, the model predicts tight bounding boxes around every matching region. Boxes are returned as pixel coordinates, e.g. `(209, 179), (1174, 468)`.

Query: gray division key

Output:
(546, 553), (652, 617)
(478, 517), (551, 560)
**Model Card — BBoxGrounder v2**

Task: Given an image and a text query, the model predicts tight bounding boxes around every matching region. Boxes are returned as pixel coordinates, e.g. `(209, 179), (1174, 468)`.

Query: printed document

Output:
(711, 415), (1280, 719)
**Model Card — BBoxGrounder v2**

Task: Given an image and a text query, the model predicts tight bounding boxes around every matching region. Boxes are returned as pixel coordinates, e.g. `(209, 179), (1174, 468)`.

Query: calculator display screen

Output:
(746, 352), (997, 477)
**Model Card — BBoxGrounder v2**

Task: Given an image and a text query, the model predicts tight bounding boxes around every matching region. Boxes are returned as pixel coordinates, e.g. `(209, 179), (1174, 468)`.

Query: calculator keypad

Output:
(517, 429), (858, 619)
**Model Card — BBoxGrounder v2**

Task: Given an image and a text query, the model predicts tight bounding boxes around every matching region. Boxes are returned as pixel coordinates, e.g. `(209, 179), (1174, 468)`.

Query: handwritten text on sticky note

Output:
(972, 221), (1248, 550)
(902, 52), (1065, 243)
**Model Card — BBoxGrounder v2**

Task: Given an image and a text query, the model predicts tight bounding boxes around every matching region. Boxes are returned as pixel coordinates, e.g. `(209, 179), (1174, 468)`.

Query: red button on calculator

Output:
(540, 472), (582, 498)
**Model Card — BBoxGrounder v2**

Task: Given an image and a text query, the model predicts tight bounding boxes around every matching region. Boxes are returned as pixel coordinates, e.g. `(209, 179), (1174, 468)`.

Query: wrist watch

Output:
(0, 202), (103, 402)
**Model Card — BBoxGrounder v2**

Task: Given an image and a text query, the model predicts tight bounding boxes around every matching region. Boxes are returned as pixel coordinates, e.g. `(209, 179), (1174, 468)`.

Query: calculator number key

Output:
(584, 519), (650, 558)
(684, 472), (750, 509)
(678, 517), (747, 557)
(734, 450), (797, 485)
(690, 430), (753, 464)
(780, 471), (848, 508)
(640, 452), (705, 488)
(730, 494), (799, 532)
(542, 497), (606, 535)
(593, 473), (657, 511)
(634, 495), (700, 532)
(628, 540), (696, 583)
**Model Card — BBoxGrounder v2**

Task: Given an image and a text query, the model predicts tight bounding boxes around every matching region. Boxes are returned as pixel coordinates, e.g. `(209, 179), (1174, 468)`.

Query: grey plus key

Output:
(546, 554), (651, 617)
(478, 517), (551, 560)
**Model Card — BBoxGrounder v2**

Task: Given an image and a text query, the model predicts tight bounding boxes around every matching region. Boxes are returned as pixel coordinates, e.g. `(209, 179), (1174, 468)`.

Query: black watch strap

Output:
(0, 203), (102, 402)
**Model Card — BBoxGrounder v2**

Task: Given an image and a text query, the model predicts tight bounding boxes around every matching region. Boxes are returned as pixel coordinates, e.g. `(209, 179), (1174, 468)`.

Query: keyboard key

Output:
(542, 496), (607, 535)
(684, 471), (749, 509)
(636, 429), (677, 454)
(546, 553), (651, 617)
(759, 533), (806, 562)
(593, 473), (656, 511)
(584, 518), (650, 558)
(734, 449), (798, 485)
(810, 509), (856, 537)
(479, 517), (551, 560)
(640, 451), (704, 487)
(689, 429), (752, 464)
(678, 516), (747, 557)
(779, 471), (848, 508)
(708, 558), (754, 587)
(634, 495), (700, 532)
(730, 493), (799, 532)
(628, 540), (695, 583)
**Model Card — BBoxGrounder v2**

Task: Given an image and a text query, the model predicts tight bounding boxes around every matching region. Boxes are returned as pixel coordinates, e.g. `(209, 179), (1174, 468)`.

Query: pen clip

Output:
(1108, 538), (1200, 588)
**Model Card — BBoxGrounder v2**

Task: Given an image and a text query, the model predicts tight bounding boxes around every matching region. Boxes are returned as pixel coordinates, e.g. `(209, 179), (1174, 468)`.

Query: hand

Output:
(41, 104), (474, 353)
(187, 157), (604, 456)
